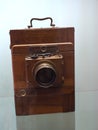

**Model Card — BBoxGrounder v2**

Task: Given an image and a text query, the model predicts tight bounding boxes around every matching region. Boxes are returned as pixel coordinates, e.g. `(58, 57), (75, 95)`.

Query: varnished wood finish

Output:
(10, 27), (75, 115)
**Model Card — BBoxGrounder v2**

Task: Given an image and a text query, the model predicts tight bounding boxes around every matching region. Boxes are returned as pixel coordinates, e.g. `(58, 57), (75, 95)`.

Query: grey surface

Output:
(0, 97), (16, 130)
(17, 112), (75, 130)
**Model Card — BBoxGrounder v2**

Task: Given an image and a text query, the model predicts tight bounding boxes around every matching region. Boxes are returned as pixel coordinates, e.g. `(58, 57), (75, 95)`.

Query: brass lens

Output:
(34, 62), (56, 88)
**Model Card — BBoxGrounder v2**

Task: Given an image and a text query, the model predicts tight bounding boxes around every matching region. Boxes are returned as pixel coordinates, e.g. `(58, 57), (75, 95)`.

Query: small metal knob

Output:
(20, 89), (26, 97)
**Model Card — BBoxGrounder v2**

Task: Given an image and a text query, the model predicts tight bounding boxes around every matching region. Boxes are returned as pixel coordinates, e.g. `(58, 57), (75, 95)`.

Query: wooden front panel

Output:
(10, 27), (75, 115)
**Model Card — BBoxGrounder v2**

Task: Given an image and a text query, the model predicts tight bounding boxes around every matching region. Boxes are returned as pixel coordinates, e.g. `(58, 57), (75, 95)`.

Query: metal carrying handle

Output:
(28, 17), (55, 28)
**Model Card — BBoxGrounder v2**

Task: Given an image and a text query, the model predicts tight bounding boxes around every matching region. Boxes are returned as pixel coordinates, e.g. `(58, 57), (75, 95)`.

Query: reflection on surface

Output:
(16, 112), (75, 130)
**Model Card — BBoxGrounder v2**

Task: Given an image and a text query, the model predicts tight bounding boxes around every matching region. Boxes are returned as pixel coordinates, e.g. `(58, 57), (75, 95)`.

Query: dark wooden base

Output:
(15, 87), (75, 115)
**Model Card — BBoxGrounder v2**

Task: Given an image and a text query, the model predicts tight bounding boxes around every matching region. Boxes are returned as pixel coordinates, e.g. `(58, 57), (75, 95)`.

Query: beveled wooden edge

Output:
(11, 42), (73, 50)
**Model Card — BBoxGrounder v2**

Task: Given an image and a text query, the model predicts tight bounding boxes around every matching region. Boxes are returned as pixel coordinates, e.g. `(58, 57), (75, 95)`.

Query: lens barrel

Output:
(34, 62), (56, 88)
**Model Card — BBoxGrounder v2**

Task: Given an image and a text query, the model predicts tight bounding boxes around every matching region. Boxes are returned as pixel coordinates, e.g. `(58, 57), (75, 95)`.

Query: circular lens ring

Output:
(33, 62), (56, 88)
(36, 67), (56, 86)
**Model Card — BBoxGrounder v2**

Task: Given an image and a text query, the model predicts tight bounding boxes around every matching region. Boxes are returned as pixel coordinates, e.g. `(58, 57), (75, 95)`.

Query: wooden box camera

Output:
(10, 18), (75, 115)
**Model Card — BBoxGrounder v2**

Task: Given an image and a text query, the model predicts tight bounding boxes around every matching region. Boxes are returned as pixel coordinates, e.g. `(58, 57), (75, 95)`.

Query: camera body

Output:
(10, 27), (75, 115)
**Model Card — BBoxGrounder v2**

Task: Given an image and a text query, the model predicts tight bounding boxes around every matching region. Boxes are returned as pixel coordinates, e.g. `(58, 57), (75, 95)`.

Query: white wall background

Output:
(0, 0), (98, 130)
